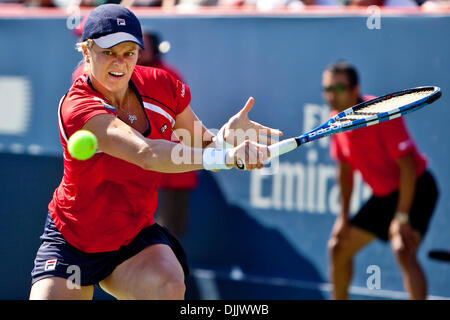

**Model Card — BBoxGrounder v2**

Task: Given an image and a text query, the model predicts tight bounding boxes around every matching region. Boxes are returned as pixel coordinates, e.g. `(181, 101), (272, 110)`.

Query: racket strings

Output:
(338, 89), (434, 122)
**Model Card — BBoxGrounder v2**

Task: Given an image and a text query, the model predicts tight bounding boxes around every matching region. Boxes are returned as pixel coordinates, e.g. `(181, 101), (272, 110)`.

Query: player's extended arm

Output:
(83, 113), (268, 172)
(83, 113), (205, 173)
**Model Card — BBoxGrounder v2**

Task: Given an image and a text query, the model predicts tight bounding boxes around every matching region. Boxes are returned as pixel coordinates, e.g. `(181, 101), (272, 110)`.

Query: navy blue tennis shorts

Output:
(350, 170), (439, 241)
(31, 213), (189, 287)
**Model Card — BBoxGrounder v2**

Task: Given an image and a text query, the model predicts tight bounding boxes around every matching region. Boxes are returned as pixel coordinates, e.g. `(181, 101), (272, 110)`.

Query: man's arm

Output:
(389, 153), (422, 251)
(329, 160), (354, 241)
(338, 161), (354, 220)
(395, 153), (417, 216)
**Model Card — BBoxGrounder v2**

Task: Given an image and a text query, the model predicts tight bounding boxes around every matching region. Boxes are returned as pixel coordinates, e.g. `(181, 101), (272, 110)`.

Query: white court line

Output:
(193, 269), (221, 300)
(191, 268), (450, 300)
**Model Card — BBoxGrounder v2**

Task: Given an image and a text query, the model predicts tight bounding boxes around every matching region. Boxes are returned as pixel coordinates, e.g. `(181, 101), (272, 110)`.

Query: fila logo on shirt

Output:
(44, 259), (58, 271)
(117, 18), (126, 26)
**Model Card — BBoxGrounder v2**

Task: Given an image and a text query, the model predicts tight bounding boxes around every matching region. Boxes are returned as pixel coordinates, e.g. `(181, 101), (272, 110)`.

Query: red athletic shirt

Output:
(49, 65), (191, 253)
(329, 97), (427, 197)
(72, 63), (198, 190)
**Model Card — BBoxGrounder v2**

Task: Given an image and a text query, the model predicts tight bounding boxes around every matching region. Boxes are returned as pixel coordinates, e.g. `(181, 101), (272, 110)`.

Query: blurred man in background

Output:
(137, 31), (184, 81)
(323, 61), (438, 300)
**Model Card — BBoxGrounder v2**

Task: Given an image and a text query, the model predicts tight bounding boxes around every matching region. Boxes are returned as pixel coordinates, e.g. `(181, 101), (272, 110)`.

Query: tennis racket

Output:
(237, 86), (441, 169)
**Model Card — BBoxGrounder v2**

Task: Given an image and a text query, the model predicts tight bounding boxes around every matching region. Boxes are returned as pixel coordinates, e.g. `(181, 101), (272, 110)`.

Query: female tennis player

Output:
(29, 4), (280, 300)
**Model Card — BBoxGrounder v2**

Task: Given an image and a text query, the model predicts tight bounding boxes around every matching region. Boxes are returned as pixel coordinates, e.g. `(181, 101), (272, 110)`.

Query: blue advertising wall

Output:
(0, 11), (449, 299)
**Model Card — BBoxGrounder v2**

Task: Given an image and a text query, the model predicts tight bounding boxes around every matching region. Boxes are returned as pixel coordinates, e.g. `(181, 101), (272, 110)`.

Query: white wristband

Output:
(215, 125), (234, 150)
(202, 148), (232, 171)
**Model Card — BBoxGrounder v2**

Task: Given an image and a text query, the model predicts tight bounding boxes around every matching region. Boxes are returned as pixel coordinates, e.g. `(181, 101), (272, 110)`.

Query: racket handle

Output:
(236, 138), (298, 170)
(267, 138), (299, 161)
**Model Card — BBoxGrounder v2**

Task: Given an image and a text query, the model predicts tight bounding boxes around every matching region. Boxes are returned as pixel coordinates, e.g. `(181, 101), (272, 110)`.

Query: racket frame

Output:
(296, 86), (441, 146)
(265, 86), (441, 165)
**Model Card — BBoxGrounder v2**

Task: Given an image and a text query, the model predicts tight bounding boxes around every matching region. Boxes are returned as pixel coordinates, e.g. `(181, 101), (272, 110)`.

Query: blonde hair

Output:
(75, 39), (94, 53)
(75, 39), (94, 74)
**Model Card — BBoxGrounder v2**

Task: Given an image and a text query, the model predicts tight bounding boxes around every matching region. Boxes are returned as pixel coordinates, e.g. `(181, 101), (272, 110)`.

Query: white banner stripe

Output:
(143, 102), (175, 127)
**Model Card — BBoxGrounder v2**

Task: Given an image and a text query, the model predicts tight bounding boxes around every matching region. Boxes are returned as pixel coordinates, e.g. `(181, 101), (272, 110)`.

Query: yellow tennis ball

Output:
(67, 130), (98, 160)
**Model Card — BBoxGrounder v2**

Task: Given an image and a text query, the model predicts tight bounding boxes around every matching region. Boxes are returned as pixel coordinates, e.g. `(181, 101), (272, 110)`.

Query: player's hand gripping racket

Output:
(236, 86), (441, 169)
